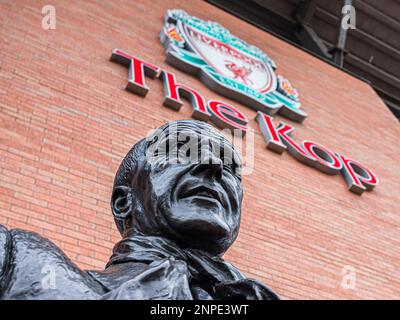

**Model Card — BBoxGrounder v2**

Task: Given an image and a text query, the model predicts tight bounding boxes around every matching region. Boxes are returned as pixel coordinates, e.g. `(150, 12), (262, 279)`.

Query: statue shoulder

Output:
(0, 226), (105, 299)
(0, 225), (11, 287)
(0, 226), (46, 287)
(6, 227), (78, 272)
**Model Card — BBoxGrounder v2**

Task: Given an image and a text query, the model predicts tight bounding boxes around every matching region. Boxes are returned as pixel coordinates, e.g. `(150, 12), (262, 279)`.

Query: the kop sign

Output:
(110, 9), (378, 195)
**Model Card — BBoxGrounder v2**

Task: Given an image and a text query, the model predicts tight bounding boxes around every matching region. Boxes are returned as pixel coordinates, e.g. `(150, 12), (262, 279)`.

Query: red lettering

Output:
(110, 49), (161, 96)
(161, 71), (210, 121)
(256, 114), (342, 175)
(337, 154), (378, 194)
(303, 140), (342, 174)
(208, 100), (248, 135)
(255, 112), (286, 153)
(276, 123), (316, 165)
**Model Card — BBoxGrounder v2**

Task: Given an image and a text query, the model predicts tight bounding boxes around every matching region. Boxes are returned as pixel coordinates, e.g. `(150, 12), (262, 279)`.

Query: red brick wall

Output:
(1, 0), (399, 299)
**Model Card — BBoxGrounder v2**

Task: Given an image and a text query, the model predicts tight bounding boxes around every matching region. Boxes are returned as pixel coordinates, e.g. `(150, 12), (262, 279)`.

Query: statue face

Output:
(136, 123), (243, 255)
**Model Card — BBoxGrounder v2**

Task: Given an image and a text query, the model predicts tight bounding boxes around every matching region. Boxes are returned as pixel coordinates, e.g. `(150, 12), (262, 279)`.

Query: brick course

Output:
(0, 0), (399, 299)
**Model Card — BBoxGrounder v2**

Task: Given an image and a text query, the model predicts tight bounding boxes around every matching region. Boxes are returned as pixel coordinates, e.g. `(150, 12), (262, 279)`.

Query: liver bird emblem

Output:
(225, 60), (253, 86)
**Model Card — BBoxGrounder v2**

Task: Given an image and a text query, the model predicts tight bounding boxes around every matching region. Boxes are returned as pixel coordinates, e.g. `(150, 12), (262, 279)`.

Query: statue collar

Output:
(87, 234), (278, 299)
(107, 233), (245, 284)
(95, 233), (245, 296)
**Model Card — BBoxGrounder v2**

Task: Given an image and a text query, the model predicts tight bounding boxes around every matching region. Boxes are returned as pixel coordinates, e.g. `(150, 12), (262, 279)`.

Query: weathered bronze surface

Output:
(0, 120), (279, 300)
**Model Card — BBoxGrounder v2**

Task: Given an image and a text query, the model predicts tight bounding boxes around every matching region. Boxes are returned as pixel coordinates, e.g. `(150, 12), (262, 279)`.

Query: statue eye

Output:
(222, 160), (241, 181)
(219, 145), (241, 180)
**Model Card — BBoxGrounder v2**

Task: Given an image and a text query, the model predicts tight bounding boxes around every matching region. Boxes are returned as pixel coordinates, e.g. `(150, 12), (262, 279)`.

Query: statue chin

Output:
(163, 204), (234, 254)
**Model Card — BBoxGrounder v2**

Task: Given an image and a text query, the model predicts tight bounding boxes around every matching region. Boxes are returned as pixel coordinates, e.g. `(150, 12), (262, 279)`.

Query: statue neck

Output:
(106, 232), (245, 284)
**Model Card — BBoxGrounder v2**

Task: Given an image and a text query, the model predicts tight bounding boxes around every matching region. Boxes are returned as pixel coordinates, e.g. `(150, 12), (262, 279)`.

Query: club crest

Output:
(160, 9), (306, 123)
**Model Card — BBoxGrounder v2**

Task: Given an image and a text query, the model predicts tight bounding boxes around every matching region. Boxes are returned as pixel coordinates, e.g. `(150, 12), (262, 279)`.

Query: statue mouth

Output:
(178, 185), (224, 205)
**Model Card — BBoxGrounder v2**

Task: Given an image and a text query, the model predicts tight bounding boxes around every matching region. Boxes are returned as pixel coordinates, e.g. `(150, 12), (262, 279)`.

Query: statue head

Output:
(111, 120), (243, 256)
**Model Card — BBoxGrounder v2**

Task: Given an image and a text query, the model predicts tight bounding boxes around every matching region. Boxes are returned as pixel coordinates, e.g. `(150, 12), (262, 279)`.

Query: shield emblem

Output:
(182, 23), (277, 95)
(161, 9), (306, 123)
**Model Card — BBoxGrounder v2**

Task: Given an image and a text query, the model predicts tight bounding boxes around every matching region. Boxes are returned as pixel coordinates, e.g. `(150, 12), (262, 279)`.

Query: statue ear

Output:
(111, 186), (133, 220)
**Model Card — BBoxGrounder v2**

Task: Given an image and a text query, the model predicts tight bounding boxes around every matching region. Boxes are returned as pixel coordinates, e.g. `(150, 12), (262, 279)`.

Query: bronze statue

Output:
(0, 120), (279, 300)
